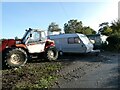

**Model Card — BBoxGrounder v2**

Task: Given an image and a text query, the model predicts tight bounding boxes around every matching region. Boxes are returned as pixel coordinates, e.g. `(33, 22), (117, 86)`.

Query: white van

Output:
(48, 33), (100, 54)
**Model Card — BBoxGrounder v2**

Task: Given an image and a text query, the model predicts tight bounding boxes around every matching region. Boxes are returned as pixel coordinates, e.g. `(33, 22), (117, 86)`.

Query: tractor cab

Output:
(22, 28), (47, 44)
(21, 28), (48, 53)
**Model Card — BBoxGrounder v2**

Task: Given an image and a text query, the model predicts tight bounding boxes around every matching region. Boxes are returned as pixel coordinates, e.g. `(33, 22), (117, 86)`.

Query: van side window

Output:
(74, 37), (80, 43)
(68, 38), (74, 44)
(68, 37), (80, 44)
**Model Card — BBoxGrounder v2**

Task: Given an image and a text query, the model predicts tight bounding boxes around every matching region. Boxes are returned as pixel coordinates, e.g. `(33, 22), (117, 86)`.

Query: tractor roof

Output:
(26, 28), (45, 32)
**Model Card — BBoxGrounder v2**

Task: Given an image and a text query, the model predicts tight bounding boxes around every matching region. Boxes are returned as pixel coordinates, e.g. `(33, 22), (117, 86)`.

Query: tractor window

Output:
(40, 31), (47, 41)
(28, 32), (40, 43)
(33, 32), (40, 41)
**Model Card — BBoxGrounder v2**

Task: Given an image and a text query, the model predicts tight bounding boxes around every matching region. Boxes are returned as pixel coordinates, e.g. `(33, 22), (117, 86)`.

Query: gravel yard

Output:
(1, 51), (120, 89)
(53, 52), (120, 88)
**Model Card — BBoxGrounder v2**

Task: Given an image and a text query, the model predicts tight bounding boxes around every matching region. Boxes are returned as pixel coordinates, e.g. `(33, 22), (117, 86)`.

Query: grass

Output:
(2, 62), (62, 89)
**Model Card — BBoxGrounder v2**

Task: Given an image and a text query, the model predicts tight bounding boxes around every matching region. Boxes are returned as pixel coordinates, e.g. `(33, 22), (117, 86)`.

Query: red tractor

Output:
(0, 28), (58, 68)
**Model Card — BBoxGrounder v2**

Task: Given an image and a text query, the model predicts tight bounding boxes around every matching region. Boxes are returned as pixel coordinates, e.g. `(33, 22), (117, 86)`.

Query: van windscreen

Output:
(79, 35), (91, 44)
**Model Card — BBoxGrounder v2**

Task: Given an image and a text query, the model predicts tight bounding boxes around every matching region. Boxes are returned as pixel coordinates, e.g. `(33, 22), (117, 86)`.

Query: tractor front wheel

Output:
(4, 48), (27, 68)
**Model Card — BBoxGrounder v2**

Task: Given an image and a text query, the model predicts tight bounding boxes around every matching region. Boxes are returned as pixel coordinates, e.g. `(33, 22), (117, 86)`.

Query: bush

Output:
(106, 34), (120, 51)
(100, 42), (108, 50)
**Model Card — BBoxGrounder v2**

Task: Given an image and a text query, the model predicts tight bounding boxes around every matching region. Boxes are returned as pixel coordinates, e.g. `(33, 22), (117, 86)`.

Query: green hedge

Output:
(106, 34), (120, 51)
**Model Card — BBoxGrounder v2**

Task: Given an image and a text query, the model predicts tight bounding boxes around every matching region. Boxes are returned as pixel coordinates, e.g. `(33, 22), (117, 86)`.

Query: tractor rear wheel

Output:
(4, 48), (27, 68)
(44, 47), (58, 61)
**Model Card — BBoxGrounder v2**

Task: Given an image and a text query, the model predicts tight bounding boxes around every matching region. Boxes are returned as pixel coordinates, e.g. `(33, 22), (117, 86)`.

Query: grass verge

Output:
(2, 62), (62, 89)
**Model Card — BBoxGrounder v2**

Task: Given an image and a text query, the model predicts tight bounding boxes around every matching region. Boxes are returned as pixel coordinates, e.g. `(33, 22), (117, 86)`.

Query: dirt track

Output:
(2, 51), (120, 89)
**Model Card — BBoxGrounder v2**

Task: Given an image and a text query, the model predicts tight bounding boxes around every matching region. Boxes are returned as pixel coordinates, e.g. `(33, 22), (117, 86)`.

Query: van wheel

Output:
(59, 51), (63, 56)
(4, 48), (27, 68)
(95, 52), (99, 56)
(45, 47), (58, 61)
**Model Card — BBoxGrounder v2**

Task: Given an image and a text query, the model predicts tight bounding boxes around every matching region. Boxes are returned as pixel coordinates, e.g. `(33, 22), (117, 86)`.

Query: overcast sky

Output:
(1, 0), (119, 39)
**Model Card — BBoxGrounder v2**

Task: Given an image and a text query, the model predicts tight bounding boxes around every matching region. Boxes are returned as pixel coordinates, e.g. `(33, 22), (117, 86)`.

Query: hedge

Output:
(106, 34), (120, 51)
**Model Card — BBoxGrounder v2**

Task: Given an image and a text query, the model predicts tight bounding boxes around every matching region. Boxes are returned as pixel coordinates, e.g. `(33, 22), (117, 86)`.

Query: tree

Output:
(1, 38), (6, 40)
(100, 26), (112, 36)
(48, 22), (61, 32)
(111, 20), (120, 34)
(64, 19), (96, 35)
(15, 36), (19, 40)
(99, 22), (109, 27)
(98, 22), (112, 36)
(82, 26), (96, 35)
(101, 20), (120, 51)
(99, 20), (120, 36)
(64, 19), (83, 33)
